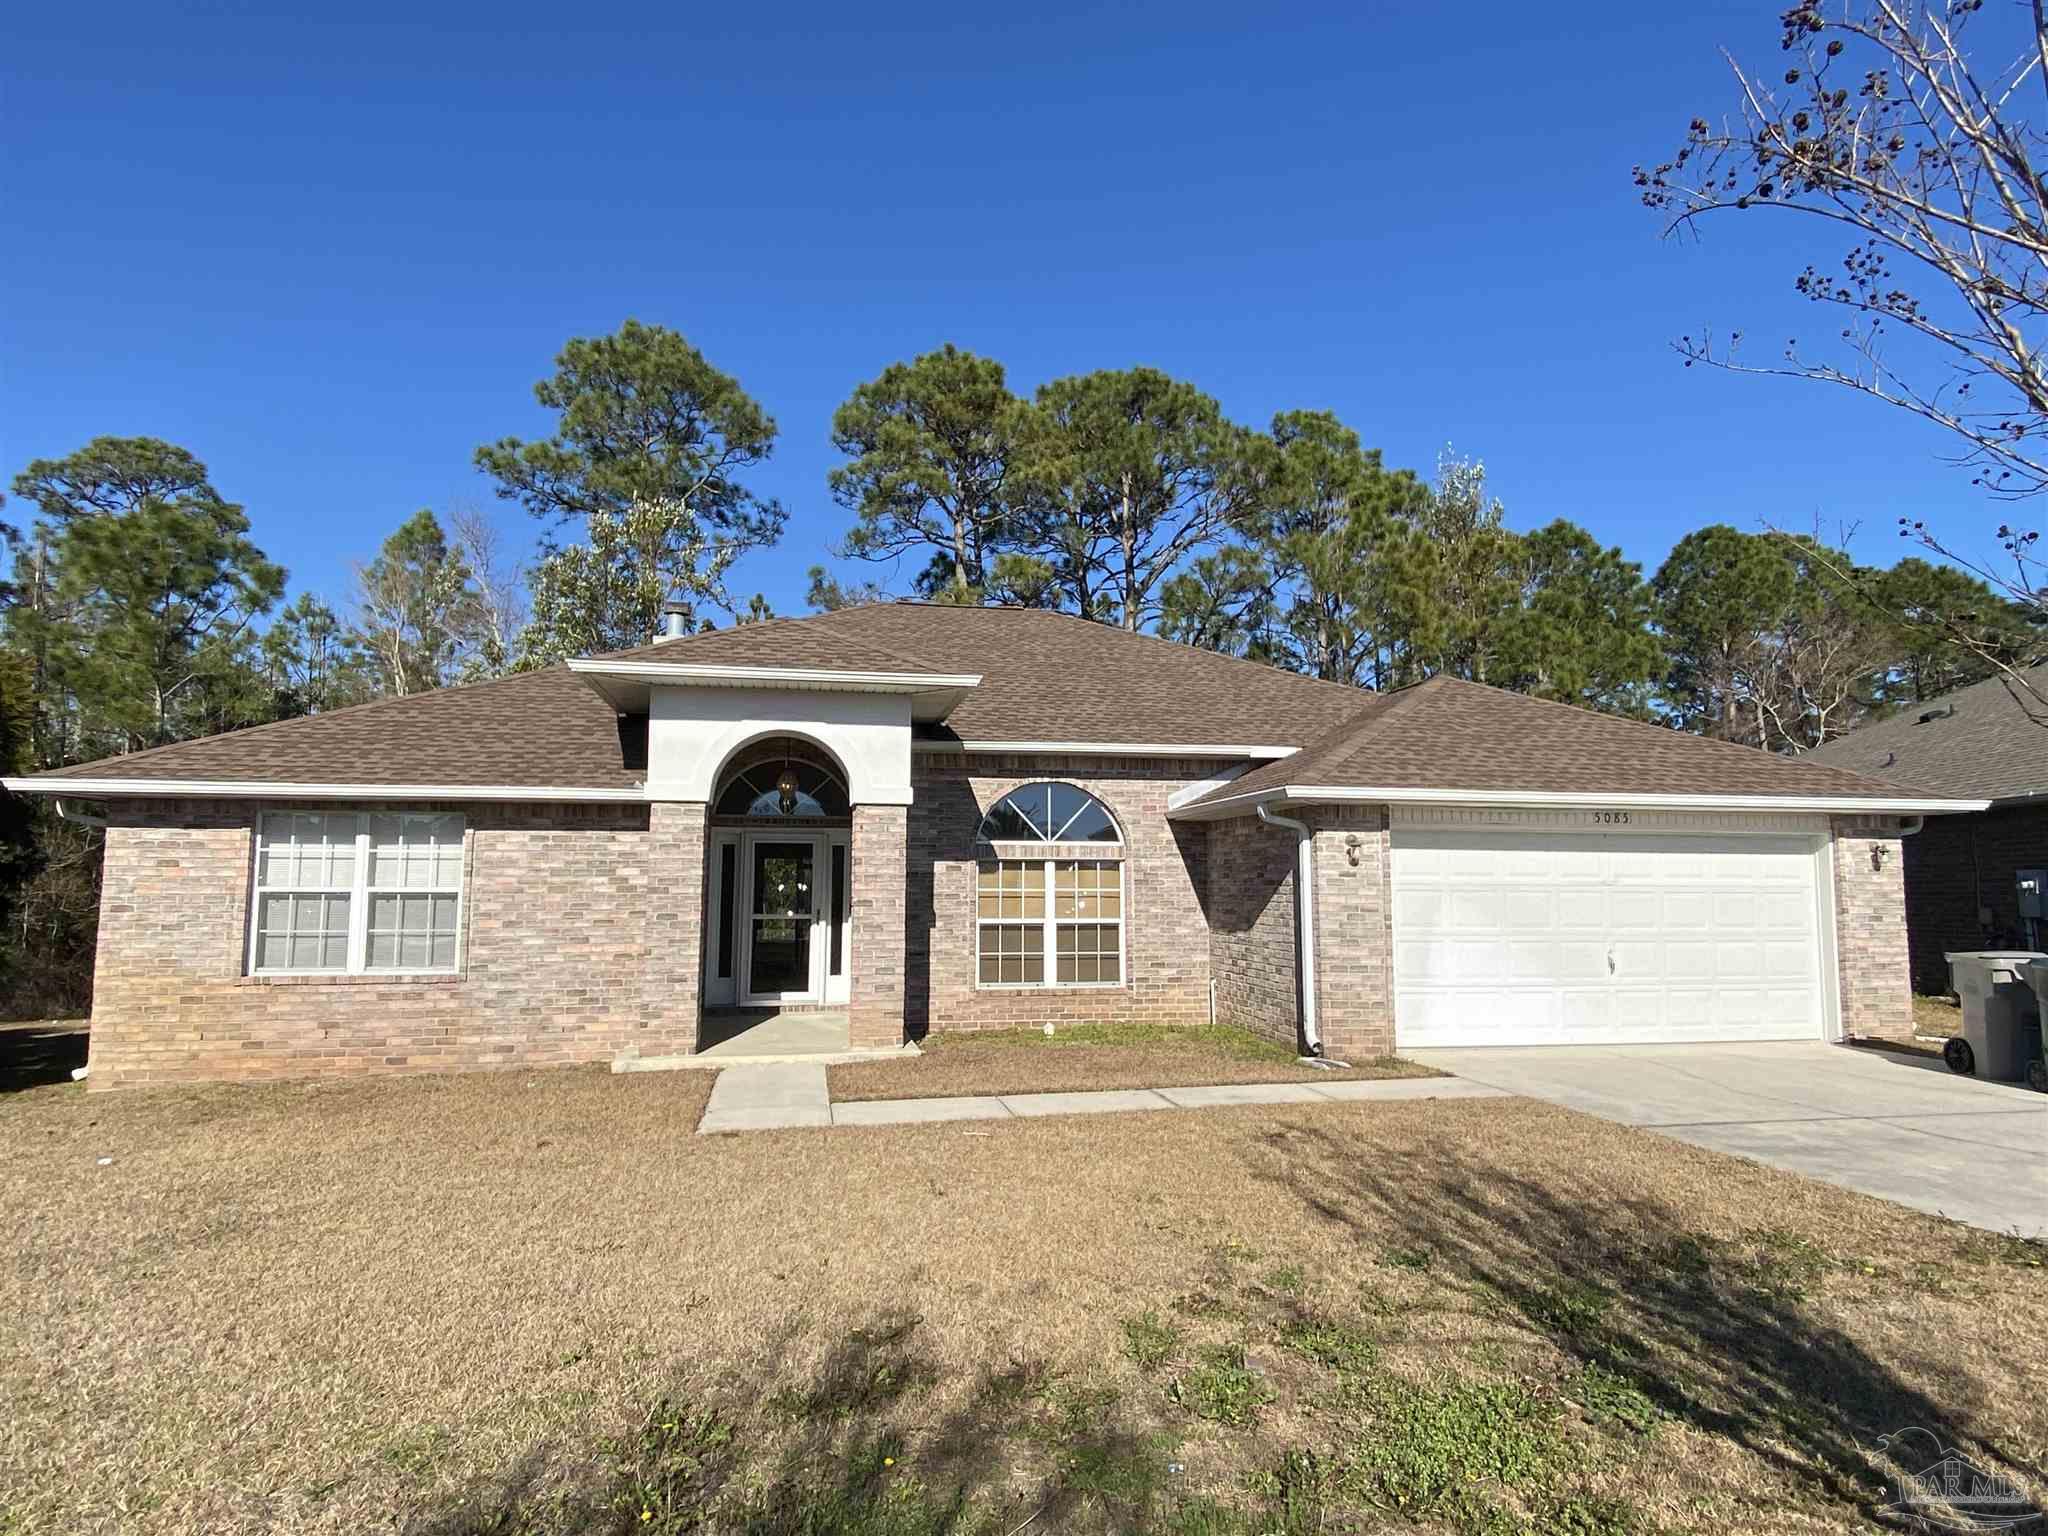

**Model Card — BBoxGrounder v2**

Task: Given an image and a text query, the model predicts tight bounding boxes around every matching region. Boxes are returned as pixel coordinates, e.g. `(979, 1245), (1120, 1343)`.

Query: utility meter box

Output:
(2018, 870), (2047, 920)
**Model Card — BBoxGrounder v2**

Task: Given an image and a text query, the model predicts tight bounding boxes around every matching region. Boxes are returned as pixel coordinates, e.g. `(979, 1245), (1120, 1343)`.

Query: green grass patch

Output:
(1337, 1372), (1563, 1516)
(1169, 1345), (1274, 1428)
(1382, 1246), (1434, 1271)
(1121, 1310), (1182, 1371)
(1567, 1362), (1663, 1438)
(1279, 1316), (1379, 1375)
(1261, 1264), (1305, 1294)
(1957, 1230), (2048, 1270)
(610, 1399), (741, 1531)
(1738, 1228), (1833, 1299)
(1517, 1279), (1614, 1340)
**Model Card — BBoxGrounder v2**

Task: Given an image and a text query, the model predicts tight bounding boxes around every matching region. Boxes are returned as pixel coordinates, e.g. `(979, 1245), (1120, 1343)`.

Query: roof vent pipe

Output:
(1258, 800), (1323, 1059)
(658, 601), (690, 642)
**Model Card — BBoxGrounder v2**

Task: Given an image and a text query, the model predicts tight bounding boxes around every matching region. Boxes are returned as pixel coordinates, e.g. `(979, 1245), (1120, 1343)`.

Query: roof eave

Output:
(913, 739), (1299, 759)
(565, 659), (983, 717)
(2, 777), (648, 803)
(1167, 783), (1993, 822)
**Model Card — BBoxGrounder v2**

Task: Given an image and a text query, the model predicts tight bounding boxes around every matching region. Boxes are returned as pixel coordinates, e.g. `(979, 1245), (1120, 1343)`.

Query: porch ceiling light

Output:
(776, 763), (800, 816)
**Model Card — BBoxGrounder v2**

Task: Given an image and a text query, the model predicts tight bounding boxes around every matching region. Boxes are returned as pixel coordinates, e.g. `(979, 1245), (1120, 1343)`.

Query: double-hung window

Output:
(974, 783), (1125, 989)
(251, 811), (465, 975)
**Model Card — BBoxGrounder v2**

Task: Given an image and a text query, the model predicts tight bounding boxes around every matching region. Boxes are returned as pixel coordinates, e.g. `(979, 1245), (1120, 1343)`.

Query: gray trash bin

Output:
(2018, 959), (2048, 1092)
(1944, 951), (2045, 1081)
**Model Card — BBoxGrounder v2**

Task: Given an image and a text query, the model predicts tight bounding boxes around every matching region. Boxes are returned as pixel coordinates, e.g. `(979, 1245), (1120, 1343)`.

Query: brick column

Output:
(1831, 814), (1913, 1043)
(849, 803), (909, 1049)
(1307, 806), (1395, 1061)
(642, 800), (708, 1056)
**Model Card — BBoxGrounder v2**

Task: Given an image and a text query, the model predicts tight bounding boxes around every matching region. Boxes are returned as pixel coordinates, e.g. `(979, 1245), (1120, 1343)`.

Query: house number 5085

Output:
(1593, 810), (1631, 825)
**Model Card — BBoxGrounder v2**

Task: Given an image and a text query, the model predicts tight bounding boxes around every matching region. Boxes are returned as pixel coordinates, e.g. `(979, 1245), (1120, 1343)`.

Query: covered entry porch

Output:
(689, 732), (905, 1056)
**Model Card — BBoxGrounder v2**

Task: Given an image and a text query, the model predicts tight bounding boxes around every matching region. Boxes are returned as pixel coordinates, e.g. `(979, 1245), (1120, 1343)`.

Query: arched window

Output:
(975, 783), (1123, 990)
(976, 782), (1122, 844)
(713, 738), (850, 819)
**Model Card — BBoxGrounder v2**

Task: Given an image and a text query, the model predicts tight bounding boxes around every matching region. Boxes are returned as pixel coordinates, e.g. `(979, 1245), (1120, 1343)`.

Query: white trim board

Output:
(915, 741), (1299, 759)
(568, 659), (982, 690)
(1168, 784), (1990, 821)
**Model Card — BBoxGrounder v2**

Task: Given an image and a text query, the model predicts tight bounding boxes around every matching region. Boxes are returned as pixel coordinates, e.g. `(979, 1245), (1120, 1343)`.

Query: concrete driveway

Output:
(1406, 1042), (2047, 1239)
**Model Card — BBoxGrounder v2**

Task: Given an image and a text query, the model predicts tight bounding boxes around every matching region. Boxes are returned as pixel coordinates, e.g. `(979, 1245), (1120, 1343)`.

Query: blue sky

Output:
(0, 0), (2003, 621)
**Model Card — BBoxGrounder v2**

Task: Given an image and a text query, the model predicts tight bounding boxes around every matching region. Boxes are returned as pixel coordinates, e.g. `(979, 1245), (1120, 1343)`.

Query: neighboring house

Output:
(1808, 664), (2048, 995)
(3, 604), (1980, 1090)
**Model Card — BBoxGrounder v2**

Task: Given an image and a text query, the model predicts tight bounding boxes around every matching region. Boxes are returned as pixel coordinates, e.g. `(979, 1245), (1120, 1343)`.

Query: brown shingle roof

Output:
(39, 666), (641, 789)
(814, 604), (1374, 745)
(592, 616), (952, 676)
(1805, 663), (2048, 802)
(20, 606), (1946, 802)
(1190, 675), (1924, 807)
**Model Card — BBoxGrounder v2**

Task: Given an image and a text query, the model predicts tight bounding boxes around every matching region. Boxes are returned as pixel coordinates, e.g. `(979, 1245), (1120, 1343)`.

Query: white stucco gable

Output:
(645, 685), (915, 806)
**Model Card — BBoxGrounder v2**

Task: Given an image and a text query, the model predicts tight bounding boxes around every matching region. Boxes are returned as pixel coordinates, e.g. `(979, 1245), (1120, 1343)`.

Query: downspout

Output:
(54, 798), (107, 828)
(1257, 801), (1323, 1059)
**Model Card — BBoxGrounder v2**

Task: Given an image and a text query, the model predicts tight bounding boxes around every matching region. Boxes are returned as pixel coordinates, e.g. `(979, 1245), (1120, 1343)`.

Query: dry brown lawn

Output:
(1913, 992), (1964, 1040)
(831, 1023), (1438, 1102)
(2, 1063), (2043, 1535)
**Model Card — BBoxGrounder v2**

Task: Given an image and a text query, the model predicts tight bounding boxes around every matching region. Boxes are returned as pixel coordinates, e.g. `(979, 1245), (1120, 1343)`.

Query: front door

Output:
(746, 839), (817, 1002)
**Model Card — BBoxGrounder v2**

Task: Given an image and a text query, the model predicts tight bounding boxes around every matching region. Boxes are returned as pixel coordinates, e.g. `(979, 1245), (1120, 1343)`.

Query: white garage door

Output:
(1392, 826), (1827, 1048)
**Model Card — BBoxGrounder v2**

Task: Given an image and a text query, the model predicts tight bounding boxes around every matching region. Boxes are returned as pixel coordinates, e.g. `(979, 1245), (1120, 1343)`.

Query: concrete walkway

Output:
(698, 1067), (1506, 1134)
(1409, 1041), (2048, 1239)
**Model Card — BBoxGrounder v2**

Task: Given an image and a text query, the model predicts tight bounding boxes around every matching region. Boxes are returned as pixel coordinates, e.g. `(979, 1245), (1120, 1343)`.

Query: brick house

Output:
(4, 604), (1980, 1090)
(1809, 665), (2048, 995)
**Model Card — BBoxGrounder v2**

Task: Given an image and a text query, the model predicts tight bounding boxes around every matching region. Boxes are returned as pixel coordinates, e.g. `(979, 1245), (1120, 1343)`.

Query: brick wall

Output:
(1307, 807), (1396, 1060)
(87, 799), (707, 1090)
(1830, 814), (1914, 1042)
(1205, 813), (1299, 1050)
(1902, 806), (2048, 994)
(905, 755), (1222, 1036)
(849, 803), (908, 1048)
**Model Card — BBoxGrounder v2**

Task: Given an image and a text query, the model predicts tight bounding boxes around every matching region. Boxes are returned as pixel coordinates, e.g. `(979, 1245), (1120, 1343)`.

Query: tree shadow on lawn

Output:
(412, 1308), (1171, 1536)
(1240, 1115), (2045, 1527)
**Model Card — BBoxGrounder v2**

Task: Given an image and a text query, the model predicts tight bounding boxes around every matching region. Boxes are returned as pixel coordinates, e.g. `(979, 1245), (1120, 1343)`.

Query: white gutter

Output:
(1257, 801), (1322, 1059)
(917, 740), (1299, 760)
(566, 659), (982, 690)
(1173, 784), (1990, 821)
(3, 777), (648, 803)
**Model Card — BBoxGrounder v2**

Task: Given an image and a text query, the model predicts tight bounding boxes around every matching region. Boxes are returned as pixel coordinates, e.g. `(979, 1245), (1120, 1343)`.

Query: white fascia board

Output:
(567, 659), (982, 691)
(1167, 783), (1992, 821)
(1167, 762), (1253, 811)
(2, 777), (648, 803)
(913, 740), (1300, 760)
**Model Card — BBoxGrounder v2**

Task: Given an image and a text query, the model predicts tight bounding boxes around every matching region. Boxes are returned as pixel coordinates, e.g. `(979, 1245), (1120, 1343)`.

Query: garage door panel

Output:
(1663, 940), (1715, 980)
(1762, 940), (1813, 979)
(1394, 888), (1445, 927)
(1555, 890), (1607, 930)
(1447, 889), (1505, 928)
(1392, 827), (1826, 1048)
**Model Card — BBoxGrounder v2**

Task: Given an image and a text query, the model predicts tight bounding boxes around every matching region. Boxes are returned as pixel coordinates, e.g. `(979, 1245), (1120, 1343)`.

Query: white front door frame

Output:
(737, 830), (829, 1006)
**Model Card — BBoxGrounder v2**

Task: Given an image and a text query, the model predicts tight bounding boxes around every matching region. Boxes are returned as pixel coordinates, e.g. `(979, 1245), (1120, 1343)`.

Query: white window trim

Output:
(975, 857), (1127, 991)
(247, 810), (467, 978)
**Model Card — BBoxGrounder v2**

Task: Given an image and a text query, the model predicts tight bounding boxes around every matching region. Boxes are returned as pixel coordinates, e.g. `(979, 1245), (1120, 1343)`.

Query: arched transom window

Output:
(976, 782), (1122, 845)
(975, 782), (1123, 989)
(714, 738), (850, 820)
